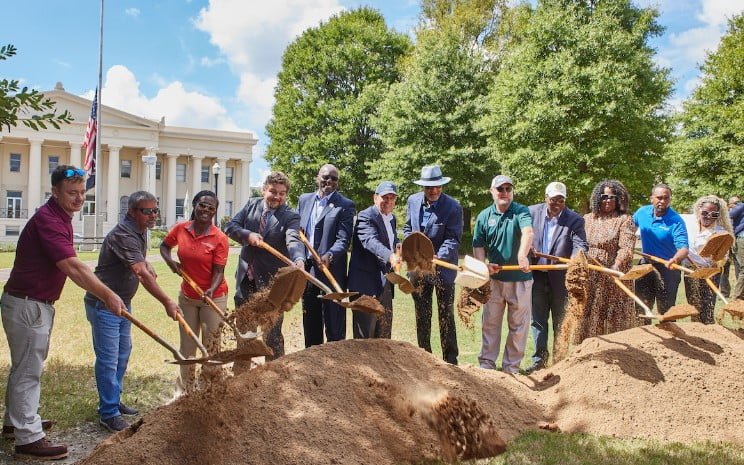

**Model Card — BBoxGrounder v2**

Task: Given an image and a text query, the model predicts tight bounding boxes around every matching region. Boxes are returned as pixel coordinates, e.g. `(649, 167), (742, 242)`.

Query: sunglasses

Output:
(600, 194), (617, 201)
(320, 174), (339, 181)
(64, 168), (86, 178)
(137, 207), (160, 215)
(197, 202), (217, 211)
(495, 186), (513, 193)
(700, 211), (720, 219)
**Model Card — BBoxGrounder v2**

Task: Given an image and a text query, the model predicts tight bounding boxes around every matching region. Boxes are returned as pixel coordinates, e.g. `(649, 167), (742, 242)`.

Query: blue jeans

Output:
(85, 298), (132, 420)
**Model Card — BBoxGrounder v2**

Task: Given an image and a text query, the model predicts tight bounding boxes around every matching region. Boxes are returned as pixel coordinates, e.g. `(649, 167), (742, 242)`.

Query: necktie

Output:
(259, 209), (269, 235)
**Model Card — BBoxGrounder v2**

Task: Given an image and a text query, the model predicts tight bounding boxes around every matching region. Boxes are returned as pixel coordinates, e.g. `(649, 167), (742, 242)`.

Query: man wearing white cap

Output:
(404, 165), (463, 365)
(527, 182), (588, 373)
(473, 175), (534, 373)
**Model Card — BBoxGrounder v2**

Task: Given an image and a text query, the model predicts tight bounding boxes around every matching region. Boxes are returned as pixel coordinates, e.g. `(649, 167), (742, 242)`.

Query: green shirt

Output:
(473, 201), (533, 282)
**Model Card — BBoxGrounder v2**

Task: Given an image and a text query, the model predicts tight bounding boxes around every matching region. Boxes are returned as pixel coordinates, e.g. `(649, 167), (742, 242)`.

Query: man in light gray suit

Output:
(527, 181), (588, 373)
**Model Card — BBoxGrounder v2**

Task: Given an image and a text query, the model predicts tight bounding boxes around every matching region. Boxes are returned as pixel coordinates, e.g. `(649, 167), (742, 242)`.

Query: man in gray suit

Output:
(527, 181), (588, 373)
(225, 171), (305, 360)
(297, 164), (355, 346)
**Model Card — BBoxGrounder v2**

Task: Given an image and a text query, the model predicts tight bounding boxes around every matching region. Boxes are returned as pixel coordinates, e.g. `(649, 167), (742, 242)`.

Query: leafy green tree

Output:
(371, 26), (494, 230)
(265, 8), (411, 206)
(1, 44), (73, 131)
(668, 14), (744, 207)
(479, 0), (673, 211)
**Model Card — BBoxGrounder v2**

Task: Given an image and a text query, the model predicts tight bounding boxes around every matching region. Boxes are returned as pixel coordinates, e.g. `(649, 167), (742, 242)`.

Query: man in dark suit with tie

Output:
(527, 181), (588, 372)
(224, 171), (305, 360)
(297, 164), (355, 346)
(403, 165), (463, 365)
(348, 181), (401, 339)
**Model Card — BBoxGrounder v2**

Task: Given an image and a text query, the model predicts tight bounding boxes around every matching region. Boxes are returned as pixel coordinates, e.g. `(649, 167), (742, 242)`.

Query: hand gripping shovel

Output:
(297, 230), (385, 315)
(179, 270), (261, 340)
(256, 239), (341, 298)
(384, 244), (414, 294)
(401, 232), (490, 288)
(633, 252), (706, 321)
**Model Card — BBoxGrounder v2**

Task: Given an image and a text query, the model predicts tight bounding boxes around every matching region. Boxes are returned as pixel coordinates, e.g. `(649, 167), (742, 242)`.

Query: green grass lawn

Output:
(0, 251), (742, 463)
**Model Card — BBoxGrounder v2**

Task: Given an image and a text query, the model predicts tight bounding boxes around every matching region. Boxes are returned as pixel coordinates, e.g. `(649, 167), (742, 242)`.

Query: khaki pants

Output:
(176, 293), (225, 392)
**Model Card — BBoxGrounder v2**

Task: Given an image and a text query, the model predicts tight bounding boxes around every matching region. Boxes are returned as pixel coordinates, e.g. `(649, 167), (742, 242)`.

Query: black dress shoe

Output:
(119, 403), (139, 416)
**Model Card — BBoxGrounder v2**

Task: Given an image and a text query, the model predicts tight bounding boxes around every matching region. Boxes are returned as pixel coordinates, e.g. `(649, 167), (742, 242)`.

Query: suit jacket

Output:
(347, 205), (399, 298)
(403, 192), (463, 284)
(529, 203), (588, 293)
(224, 197), (304, 297)
(297, 190), (355, 287)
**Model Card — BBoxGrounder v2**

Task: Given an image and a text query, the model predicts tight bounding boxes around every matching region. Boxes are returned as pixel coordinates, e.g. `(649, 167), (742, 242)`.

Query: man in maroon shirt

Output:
(1, 165), (125, 460)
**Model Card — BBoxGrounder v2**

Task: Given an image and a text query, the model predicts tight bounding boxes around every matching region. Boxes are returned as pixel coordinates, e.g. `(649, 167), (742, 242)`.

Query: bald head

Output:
(316, 164), (339, 197)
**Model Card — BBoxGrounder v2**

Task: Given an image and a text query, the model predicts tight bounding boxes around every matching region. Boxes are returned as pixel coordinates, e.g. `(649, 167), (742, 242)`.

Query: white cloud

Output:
(200, 56), (226, 67)
(668, 25), (722, 65)
(236, 73), (277, 127)
(697, 0), (742, 27)
(124, 7), (140, 18)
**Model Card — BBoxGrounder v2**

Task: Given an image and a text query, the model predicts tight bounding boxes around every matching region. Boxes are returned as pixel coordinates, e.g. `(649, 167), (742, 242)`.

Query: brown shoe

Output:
(2, 420), (55, 440)
(14, 437), (68, 460)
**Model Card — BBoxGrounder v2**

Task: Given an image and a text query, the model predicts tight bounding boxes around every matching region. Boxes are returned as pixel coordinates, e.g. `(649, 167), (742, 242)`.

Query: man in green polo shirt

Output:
(473, 175), (534, 374)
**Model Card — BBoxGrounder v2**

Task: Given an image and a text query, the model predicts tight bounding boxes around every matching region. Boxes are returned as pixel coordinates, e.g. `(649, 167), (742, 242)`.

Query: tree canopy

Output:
(479, 0), (673, 211)
(0, 44), (73, 132)
(265, 8), (411, 206)
(668, 14), (744, 208)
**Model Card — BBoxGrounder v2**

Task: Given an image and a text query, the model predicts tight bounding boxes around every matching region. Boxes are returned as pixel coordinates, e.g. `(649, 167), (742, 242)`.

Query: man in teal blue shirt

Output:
(473, 175), (534, 373)
(633, 183), (689, 314)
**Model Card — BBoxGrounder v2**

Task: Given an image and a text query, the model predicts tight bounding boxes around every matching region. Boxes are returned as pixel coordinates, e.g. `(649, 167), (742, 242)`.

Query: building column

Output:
(217, 158), (227, 222)
(191, 155), (204, 206)
(240, 158), (251, 208)
(107, 145), (121, 225)
(27, 138), (43, 213)
(69, 142), (82, 169)
(141, 148), (157, 195)
(166, 153), (178, 227)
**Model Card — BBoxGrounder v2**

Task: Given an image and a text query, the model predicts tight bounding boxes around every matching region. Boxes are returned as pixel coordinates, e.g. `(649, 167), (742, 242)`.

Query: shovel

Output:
(179, 270), (261, 340)
(532, 251), (653, 280)
(297, 230), (385, 315)
(384, 244), (414, 294)
(636, 252), (720, 279)
(401, 232), (491, 287)
(169, 339), (274, 366)
(699, 232), (734, 262)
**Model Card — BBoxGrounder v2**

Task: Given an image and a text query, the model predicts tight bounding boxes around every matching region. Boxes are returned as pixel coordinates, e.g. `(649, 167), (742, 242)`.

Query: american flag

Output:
(82, 89), (97, 191)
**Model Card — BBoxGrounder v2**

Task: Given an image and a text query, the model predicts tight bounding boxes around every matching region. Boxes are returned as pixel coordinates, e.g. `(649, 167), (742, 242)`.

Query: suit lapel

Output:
(411, 195), (422, 232)
(373, 208), (391, 248)
(315, 191), (336, 225)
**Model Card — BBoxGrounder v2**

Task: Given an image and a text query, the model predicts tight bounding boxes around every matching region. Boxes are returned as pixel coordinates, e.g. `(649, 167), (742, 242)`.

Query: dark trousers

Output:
(635, 261), (681, 314)
(734, 236), (744, 301)
(684, 274), (719, 324)
(411, 274), (458, 364)
(352, 282), (393, 339)
(235, 277), (284, 361)
(302, 278), (346, 347)
(530, 271), (566, 366)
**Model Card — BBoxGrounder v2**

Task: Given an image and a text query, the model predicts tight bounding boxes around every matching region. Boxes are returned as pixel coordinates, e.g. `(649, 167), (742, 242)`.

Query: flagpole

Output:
(94, 0), (104, 245)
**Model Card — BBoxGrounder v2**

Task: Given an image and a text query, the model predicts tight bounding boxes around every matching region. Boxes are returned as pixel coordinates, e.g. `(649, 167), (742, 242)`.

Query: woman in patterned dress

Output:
(578, 180), (636, 342)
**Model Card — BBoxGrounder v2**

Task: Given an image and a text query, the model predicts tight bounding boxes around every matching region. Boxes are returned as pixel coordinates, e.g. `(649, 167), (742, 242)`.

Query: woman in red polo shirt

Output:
(160, 190), (229, 392)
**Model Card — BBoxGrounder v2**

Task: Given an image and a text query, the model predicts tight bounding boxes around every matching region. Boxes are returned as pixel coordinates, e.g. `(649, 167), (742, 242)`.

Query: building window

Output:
(5, 226), (20, 237)
(83, 195), (96, 215)
(176, 199), (185, 220)
(10, 153), (21, 172)
(48, 156), (59, 174)
(226, 167), (234, 185)
(121, 160), (132, 178)
(225, 200), (233, 217)
(201, 166), (209, 183)
(176, 163), (186, 182)
(156, 161), (162, 180)
(6, 191), (22, 218)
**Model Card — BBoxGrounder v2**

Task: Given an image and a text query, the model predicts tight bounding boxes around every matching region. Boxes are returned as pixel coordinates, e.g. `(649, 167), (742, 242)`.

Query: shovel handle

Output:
(298, 230), (345, 293)
(612, 277), (655, 318)
(636, 251), (693, 274)
(175, 312), (209, 358)
(533, 251), (624, 278)
(120, 311), (185, 361)
(431, 257), (462, 271)
(257, 240), (333, 294)
(179, 269), (250, 334)
(497, 264), (570, 271)
(705, 277), (729, 305)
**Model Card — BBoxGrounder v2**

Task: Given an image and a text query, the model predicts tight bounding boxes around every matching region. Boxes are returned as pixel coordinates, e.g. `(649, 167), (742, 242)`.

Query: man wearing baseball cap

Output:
(527, 181), (588, 373)
(403, 165), (463, 365)
(472, 175), (534, 374)
(348, 181), (401, 338)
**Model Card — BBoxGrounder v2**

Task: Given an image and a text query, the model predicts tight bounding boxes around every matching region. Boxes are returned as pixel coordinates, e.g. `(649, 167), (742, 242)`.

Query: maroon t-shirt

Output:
(4, 197), (77, 302)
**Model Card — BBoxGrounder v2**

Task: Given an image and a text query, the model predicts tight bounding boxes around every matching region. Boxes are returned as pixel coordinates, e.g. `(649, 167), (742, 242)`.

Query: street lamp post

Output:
(212, 161), (221, 225)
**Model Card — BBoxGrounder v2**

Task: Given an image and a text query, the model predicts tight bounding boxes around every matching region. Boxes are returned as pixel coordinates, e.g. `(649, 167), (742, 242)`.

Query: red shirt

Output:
(164, 221), (229, 299)
(4, 197), (77, 302)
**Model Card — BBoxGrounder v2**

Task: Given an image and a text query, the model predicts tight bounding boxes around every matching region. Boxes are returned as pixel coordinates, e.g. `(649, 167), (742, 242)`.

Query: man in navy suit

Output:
(297, 164), (355, 347)
(404, 165), (463, 364)
(527, 181), (588, 372)
(224, 172), (305, 360)
(348, 181), (401, 339)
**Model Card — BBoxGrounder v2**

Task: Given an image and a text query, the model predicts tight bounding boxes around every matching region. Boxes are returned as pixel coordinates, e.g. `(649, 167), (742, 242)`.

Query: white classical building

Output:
(0, 83), (257, 243)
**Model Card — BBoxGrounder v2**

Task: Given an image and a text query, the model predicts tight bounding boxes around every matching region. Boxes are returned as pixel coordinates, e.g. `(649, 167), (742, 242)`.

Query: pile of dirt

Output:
(79, 322), (744, 464)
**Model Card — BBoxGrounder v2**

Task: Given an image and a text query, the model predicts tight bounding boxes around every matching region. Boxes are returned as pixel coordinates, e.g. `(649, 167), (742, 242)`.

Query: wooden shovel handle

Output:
(174, 312), (209, 357)
(179, 270), (227, 319)
(298, 230), (344, 293)
(705, 277), (729, 305)
(612, 277), (653, 317)
(120, 311), (185, 361)
(431, 257), (462, 271)
(257, 240), (333, 294)
(499, 264), (570, 271)
(637, 251), (693, 274)
(533, 251), (623, 277)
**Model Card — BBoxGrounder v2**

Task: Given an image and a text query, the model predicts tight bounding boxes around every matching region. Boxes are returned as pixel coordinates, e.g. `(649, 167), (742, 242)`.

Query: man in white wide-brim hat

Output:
(403, 165), (463, 364)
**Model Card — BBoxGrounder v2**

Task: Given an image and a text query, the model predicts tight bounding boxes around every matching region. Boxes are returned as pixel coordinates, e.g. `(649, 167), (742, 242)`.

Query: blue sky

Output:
(5, 0), (743, 185)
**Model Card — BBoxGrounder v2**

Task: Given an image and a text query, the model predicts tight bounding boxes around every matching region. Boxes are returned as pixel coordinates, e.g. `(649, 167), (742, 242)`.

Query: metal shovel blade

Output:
(688, 267), (721, 279)
(401, 232), (435, 272)
(321, 291), (359, 301)
(384, 270), (414, 294)
(656, 304), (699, 322)
(169, 338), (273, 365)
(723, 300), (744, 318)
(337, 295), (385, 314)
(454, 255), (490, 288)
(618, 264), (654, 280)
(267, 266), (307, 312)
(699, 232), (734, 262)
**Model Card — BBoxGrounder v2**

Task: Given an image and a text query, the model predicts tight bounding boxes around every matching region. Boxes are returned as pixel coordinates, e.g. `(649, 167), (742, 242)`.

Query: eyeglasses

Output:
(64, 168), (86, 178)
(495, 186), (513, 193)
(548, 196), (565, 204)
(197, 202), (217, 211)
(320, 174), (339, 181)
(700, 211), (720, 219)
(137, 208), (160, 215)
(600, 194), (617, 201)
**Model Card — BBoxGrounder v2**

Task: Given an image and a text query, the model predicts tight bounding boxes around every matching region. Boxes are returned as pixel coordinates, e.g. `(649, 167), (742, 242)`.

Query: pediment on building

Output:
(45, 89), (161, 130)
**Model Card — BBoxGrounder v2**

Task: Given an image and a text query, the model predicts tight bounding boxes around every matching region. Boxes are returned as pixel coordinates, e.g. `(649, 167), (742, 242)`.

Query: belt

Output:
(3, 291), (55, 306)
